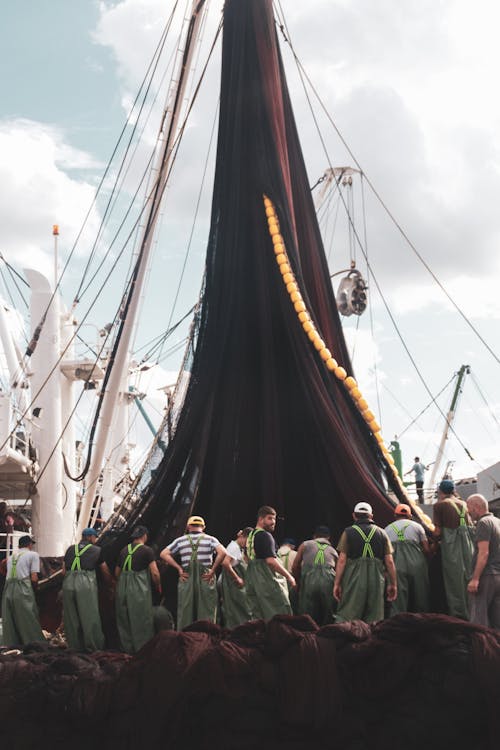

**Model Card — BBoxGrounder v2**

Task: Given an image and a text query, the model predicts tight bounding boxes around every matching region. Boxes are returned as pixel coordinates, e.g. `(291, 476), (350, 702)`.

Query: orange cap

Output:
(395, 504), (411, 517)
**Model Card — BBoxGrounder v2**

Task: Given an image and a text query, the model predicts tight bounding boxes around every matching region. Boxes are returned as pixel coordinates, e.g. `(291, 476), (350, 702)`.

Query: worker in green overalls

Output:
(160, 516), (227, 630)
(1, 535), (45, 646)
(292, 526), (338, 626)
(334, 502), (397, 623)
(433, 479), (474, 619)
(384, 505), (430, 614)
(245, 505), (296, 620)
(221, 527), (253, 628)
(62, 527), (111, 651)
(115, 526), (161, 653)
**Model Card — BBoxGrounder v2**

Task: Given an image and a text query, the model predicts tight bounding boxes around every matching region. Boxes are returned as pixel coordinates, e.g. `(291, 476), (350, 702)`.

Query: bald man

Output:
(466, 494), (500, 630)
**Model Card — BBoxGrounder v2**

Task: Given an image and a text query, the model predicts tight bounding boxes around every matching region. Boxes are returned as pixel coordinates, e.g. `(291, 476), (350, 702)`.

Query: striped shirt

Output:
(167, 532), (221, 569)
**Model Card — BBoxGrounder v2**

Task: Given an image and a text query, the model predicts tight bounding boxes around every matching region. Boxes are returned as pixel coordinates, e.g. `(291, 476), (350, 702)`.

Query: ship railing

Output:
(0, 531), (26, 558)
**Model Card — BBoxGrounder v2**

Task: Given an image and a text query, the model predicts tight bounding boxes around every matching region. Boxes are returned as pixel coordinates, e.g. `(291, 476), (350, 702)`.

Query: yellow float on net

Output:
(276, 253), (286, 265)
(351, 387), (361, 400)
(357, 398), (369, 411)
(363, 409), (375, 422)
(286, 281), (297, 294)
(274, 243), (284, 254)
(326, 357), (338, 371)
(308, 329), (318, 342)
(270, 225), (280, 237)
(279, 263), (291, 276)
(320, 348), (332, 362)
(298, 311), (308, 323)
(303, 320), (313, 333)
(335, 366), (347, 380)
(283, 272), (293, 284)
(344, 376), (357, 390)
(272, 234), (283, 245)
(314, 337), (325, 352)
(294, 300), (306, 313)
(290, 291), (301, 303)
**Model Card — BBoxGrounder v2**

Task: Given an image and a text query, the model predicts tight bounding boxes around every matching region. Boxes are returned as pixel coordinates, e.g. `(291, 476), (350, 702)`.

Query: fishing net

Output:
(103, 0), (408, 557)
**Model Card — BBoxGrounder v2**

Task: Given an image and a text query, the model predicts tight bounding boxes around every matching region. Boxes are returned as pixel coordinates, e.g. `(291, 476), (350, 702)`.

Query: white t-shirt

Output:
(6, 549), (40, 579)
(226, 540), (243, 567)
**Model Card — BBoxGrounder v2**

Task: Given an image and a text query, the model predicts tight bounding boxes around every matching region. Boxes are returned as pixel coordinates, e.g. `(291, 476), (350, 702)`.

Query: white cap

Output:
(354, 501), (373, 515)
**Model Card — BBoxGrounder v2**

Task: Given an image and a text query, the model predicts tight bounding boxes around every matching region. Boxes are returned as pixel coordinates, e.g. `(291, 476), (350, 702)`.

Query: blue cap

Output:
(282, 537), (297, 547)
(438, 479), (455, 494)
(82, 527), (98, 537)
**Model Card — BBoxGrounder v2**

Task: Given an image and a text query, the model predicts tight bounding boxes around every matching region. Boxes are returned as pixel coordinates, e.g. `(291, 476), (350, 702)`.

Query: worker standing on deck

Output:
(292, 525), (337, 626)
(404, 457), (427, 503)
(1, 535), (45, 646)
(115, 525), (161, 653)
(245, 506), (296, 619)
(466, 494), (500, 629)
(220, 527), (253, 628)
(334, 502), (397, 623)
(62, 527), (111, 651)
(433, 479), (473, 619)
(384, 505), (430, 615)
(160, 516), (226, 630)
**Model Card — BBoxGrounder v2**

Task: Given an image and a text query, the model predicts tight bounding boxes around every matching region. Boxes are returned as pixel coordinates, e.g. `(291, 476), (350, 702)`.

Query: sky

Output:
(0, 0), (499, 491)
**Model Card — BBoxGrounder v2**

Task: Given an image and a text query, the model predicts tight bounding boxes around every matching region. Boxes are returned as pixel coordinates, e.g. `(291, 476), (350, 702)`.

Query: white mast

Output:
(77, 0), (208, 536)
(25, 269), (65, 556)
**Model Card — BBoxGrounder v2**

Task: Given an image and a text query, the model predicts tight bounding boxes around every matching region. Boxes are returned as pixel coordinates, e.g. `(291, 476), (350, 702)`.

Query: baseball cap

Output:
(395, 504), (411, 517)
(187, 515), (205, 527)
(354, 502), (373, 515)
(82, 527), (98, 537)
(18, 535), (35, 547)
(438, 479), (455, 494)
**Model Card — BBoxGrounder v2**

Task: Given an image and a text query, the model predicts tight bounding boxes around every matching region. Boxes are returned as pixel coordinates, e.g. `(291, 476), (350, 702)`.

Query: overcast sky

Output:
(0, 0), (499, 488)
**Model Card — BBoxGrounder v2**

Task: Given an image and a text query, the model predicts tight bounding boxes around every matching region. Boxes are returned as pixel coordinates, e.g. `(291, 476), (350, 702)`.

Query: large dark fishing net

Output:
(105, 0), (407, 556)
(0, 615), (498, 750)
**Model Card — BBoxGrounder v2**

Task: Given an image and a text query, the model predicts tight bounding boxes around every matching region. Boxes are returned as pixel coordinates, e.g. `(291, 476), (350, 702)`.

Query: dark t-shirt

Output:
(253, 530), (277, 559)
(64, 542), (102, 571)
(117, 543), (155, 572)
(433, 497), (471, 530)
(337, 521), (392, 560)
(474, 513), (500, 575)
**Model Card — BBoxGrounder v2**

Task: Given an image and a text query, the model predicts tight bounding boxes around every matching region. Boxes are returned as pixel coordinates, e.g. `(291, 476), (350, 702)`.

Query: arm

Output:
(384, 554), (397, 601)
(468, 540), (489, 594)
(99, 560), (114, 584)
(333, 551), (347, 601)
(30, 572), (38, 587)
(291, 543), (304, 582)
(160, 547), (188, 581)
(114, 565), (121, 579)
(202, 544), (227, 582)
(149, 560), (161, 593)
(265, 556), (296, 588)
(222, 555), (244, 587)
(420, 537), (431, 557)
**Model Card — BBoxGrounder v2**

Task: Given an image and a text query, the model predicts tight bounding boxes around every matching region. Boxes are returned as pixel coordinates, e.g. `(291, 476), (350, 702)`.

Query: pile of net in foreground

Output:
(0, 613), (498, 750)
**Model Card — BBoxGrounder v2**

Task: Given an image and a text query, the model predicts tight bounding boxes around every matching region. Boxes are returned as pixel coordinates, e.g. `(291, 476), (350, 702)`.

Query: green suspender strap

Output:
(352, 525), (377, 558)
(451, 501), (467, 527)
(70, 543), (93, 571)
(279, 550), (290, 570)
(123, 543), (142, 571)
(390, 522), (410, 543)
(313, 541), (328, 565)
(246, 528), (264, 561)
(9, 550), (27, 579)
(187, 533), (204, 562)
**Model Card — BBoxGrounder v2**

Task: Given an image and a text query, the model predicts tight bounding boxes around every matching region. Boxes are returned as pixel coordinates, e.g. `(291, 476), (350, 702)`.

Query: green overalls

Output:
(221, 549), (252, 629)
(245, 528), (292, 620)
(176, 534), (218, 630)
(389, 523), (429, 615)
(1, 550), (45, 646)
(116, 543), (154, 653)
(62, 543), (105, 651)
(336, 525), (385, 623)
(440, 501), (474, 619)
(298, 540), (336, 626)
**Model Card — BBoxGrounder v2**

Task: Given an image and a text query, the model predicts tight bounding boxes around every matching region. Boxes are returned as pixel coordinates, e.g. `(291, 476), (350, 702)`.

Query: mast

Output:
(428, 364), (470, 492)
(76, 0), (208, 537)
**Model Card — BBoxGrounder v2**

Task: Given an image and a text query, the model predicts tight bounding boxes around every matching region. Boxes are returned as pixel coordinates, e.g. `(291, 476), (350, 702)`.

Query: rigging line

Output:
(361, 175), (382, 425)
(469, 371), (500, 431)
(159, 96), (220, 361)
(74, 4), (179, 303)
(0, 253), (29, 287)
(156, 338), (189, 365)
(65, 20), (222, 487)
(461, 388), (498, 445)
(0, 268), (17, 315)
(275, 13), (500, 368)
(398, 374), (456, 439)
(136, 304), (196, 361)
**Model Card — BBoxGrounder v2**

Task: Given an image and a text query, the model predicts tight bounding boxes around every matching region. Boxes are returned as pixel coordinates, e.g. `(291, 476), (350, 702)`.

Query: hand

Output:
(288, 575), (297, 590)
(333, 583), (342, 602)
(467, 579), (479, 594)
(179, 569), (189, 582)
(235, 576), (244, 588)
(386, 584), (397, 602)
(202, 569), (215, 583)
